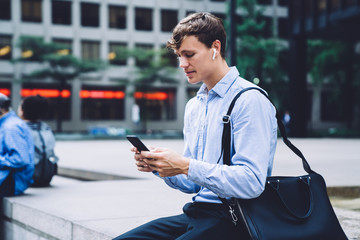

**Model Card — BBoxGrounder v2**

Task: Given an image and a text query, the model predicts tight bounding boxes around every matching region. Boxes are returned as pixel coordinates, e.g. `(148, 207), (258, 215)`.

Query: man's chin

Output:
(186, 77), (201, 85)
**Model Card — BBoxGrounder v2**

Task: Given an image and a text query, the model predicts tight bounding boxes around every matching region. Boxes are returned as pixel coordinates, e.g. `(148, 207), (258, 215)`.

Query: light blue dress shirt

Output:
(161, 67), (278, 203)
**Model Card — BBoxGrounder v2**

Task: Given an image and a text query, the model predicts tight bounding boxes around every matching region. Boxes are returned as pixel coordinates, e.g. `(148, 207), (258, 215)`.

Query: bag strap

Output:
(221, 87), (314, 174)
(37, 122), (47, 160)
(219, 87), (314, 225)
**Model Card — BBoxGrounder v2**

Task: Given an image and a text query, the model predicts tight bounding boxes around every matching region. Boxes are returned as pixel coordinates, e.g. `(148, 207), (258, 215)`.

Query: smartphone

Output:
(126, 135), (150, 151)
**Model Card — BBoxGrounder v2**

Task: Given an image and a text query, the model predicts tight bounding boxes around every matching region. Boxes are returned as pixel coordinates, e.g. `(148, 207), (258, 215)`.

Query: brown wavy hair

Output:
(166, 12), (226, 59)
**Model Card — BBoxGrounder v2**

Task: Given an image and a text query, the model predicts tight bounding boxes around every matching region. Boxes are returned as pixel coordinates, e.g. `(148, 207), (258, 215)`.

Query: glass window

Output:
(0, 82), (11, 97)
(278, 18), (288, 39)
(258, 0), (272, 5)
(81, 2), (99, 27)
(318, 0), (327, 13)
(109, 42), (127, 65)
(52, 0), (71, 25)
(53, 38), (72, 55)
(21, 83), (72, 120)
(134, 44), (153, 67)
(22, 0), (42, 23)
(304, 0), (314, 17)
(161, 10), (178, 32)
(345, 0), (357, 8)
(236, 15), (244, 25)
(211, 12), (226, 22)
(81, 40), (100, 60)
(134, 88), (176, 121)
(109, 5), (126, 29)
(321, 90), (345, 121)
(278, 0), (288, 7)
(186, 11), (196, 17)
(292, 0), (301, 21)
(80, 85), (125, 120)
(261, 16), (273, 38)
(135, 8), (153, 31)
(0, 0), (11, 20)
(0, 35), (12, 60)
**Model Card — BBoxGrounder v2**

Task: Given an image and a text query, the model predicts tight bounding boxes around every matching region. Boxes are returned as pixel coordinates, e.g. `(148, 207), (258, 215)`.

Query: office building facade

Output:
(0, 0), (287, 133)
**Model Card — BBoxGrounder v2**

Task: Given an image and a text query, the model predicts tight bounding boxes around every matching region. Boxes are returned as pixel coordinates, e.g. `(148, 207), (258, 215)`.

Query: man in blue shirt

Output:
(114, 12), (277, 240)
(0, 93), (34, 196)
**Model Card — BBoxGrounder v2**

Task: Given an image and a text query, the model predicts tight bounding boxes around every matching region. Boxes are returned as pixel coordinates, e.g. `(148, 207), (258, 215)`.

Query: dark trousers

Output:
(113, 202), (248, 240)
(0, 173), (14, 197)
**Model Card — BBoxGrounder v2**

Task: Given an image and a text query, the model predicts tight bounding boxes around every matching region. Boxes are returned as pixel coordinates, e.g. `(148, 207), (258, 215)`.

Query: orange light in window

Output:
(134, 92), (168, 101)
(21, 89), (71, 98)
(79, 90), (125, 99)
(0, 88), (10, 96)
(22, 50), (33, 58)
(0, 46), (11, 56)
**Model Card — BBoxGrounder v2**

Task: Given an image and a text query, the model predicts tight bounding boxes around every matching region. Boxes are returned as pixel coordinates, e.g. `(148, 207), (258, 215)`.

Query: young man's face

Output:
(175, 35), (215, 85)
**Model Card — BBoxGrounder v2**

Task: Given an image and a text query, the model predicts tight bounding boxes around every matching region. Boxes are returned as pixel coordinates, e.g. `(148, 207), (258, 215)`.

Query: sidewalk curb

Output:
(328, 186), (360, 198)
(57, 167), (138, 181)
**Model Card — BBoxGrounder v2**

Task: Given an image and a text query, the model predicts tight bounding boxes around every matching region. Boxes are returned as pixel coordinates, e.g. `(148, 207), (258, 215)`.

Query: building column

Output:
(11, 0), (22, 108)
(311, 85), (321, 129)
(100, 1), (108, 82)
(72, 0), (81, 58)
(289, 35), (307, 137)
(43, 0), (51, 42)
(71, 78), (82, 129)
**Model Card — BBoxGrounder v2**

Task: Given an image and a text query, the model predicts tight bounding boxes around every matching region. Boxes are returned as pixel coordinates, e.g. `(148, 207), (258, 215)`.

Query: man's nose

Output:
(178, 57), (189, 68)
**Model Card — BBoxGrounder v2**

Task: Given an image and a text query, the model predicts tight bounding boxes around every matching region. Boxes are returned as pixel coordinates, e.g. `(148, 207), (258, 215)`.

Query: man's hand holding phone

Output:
(127, 135), (153, 172)
(130, 147), (154, 173)
(127, 135), (190, 177)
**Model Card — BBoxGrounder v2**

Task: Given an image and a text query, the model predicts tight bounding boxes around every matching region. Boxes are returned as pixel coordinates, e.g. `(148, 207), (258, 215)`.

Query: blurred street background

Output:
(1, 0), (360, 138)
(1, 1), (360, 238)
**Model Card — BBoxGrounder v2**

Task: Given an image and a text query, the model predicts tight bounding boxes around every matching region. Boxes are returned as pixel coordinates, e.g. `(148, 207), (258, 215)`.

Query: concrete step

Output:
(1, 175), (360, 240)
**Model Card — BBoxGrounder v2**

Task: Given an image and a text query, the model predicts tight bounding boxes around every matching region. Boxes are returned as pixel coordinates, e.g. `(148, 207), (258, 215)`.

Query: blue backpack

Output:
(27, 121), (58, 187)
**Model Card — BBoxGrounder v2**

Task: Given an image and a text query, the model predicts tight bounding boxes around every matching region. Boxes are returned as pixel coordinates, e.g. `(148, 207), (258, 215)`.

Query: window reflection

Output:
(134, 89), (176, 121)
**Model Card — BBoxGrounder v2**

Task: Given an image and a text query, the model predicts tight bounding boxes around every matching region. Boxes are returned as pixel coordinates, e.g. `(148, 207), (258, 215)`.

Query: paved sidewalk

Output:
(56, 138), (360, 187)
(55, 138), (360, 238)
(2, 138), (359, 239)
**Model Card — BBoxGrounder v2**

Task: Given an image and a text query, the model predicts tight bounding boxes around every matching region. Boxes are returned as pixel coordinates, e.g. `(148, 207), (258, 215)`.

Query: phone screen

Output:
(126, 135), (150, 151)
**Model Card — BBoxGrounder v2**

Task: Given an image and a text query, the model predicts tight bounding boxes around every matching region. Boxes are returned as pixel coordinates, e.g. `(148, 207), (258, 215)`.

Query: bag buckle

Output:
(228, 204), (238, 225)
(223, 115), (230, 123)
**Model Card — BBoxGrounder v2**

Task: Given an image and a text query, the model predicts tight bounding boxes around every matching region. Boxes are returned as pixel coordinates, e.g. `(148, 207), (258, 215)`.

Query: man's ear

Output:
(211, 40), (221, 56)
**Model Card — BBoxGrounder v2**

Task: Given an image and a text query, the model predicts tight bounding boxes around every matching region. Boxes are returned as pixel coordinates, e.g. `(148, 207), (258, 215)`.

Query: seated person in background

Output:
(18, 95), (59, 187)
(0, 93), (34, 196)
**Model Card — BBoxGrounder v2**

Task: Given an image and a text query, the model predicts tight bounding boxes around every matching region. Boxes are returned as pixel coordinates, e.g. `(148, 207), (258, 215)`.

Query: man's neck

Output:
(205, 60), (230, 90)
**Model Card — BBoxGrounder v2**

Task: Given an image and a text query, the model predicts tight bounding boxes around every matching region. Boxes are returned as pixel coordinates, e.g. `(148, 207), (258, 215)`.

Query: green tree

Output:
(230, 0), (288, 107)
(307, 40), (360, 128)
(14, 35), (104, 132)
(112, 46), (178, 132)
(112, 46), (178, 86)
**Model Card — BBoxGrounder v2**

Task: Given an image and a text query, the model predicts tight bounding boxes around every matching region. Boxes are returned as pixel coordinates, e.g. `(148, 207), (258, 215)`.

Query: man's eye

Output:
(186, 53), (194, 58)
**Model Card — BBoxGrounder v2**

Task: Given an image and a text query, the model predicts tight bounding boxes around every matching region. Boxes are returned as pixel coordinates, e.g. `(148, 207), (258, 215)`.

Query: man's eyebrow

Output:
(176, 50), (194, 55)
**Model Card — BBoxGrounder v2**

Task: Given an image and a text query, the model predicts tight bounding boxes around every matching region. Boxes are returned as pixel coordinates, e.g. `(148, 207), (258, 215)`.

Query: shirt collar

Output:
(196, 66), (239, 100)
(0, 110), (15, 125)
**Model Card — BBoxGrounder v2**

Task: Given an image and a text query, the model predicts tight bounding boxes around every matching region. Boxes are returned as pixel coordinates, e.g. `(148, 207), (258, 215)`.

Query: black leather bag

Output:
(219, 87), (348, 240)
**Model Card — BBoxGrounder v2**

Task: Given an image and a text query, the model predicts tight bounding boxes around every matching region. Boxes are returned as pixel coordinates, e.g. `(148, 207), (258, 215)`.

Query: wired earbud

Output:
(212, 49), (216, 60)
